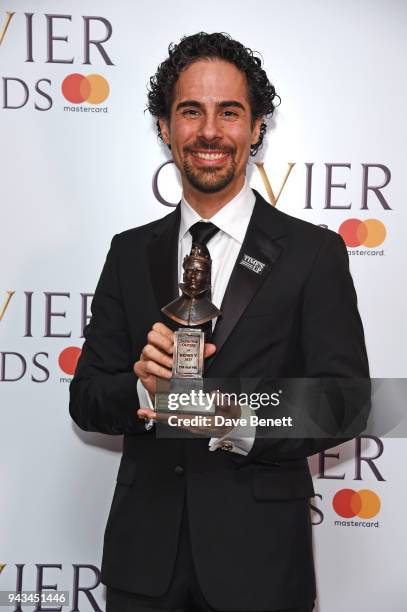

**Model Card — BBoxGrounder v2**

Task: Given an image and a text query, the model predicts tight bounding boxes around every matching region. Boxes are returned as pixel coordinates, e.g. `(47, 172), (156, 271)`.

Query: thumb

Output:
(204, 343), (217, 358)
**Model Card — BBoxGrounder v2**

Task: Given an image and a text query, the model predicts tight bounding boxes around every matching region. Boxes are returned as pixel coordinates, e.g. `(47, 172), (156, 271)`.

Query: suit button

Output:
(220, 441), (234, 452)
(174, 465), (184, 476)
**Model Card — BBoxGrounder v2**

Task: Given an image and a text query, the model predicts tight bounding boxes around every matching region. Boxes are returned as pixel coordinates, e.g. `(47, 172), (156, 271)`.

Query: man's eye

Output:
(222, 110), (238, 118)
(183, 109), (199, 117)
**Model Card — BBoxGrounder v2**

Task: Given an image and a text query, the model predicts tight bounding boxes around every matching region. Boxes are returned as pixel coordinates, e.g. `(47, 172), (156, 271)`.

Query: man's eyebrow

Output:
(175, 99), (246, 112)
(217, 100), (246, 111)
(175, 100), (202, 111)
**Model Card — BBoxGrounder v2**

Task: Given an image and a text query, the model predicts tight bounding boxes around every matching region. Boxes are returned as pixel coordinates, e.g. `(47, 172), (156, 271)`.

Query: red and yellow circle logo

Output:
(332, 489), (381, 519)
(338, 218), (386, 248)
(59, 346), (82, 375)
(62, 74), (110, 105)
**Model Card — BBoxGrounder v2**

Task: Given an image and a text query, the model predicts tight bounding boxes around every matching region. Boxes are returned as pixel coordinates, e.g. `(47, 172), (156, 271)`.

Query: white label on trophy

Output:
(176, 332), (200, 375)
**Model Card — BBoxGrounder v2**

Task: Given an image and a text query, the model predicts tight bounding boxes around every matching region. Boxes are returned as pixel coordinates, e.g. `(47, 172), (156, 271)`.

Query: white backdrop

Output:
(1, 0), (406, 610)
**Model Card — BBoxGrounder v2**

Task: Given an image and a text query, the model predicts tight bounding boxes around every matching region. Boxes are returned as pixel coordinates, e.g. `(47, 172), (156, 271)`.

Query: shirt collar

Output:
(179, 179), (255, 245)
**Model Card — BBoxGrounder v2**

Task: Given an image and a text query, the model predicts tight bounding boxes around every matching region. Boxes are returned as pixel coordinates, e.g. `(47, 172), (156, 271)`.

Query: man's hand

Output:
(133, 322), (216, 400)
(137, 397), (241, 438)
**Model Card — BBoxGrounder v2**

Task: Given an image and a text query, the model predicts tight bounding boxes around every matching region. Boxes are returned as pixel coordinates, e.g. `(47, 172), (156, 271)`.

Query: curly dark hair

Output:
(147, 32), (279, 156)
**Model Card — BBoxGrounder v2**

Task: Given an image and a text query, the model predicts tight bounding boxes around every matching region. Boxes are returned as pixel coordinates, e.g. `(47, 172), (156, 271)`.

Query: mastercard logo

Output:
(62, 74), (110, 105)
(59, 346), (82, 376)
(338, 218), (386, 248)
(333, 489), (381, 519)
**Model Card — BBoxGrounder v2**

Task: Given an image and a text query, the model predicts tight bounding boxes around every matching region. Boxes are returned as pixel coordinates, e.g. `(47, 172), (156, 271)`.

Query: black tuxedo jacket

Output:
(69, 190), (369, 611)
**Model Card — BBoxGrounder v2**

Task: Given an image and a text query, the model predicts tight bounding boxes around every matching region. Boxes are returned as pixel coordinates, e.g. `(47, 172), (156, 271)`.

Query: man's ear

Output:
(251, 116), (263, 146)
(159, 117), (171, 145)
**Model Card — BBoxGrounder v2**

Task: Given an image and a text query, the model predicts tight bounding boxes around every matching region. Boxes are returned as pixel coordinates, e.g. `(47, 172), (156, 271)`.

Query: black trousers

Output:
(106, 502), (315, 612)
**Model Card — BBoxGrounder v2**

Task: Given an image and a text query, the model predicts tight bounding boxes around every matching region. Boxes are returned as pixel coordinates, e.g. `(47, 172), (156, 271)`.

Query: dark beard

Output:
(183, 157), (236, 193)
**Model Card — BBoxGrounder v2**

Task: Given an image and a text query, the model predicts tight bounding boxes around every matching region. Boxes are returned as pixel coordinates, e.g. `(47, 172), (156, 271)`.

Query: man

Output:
(69, 32), (369, 612)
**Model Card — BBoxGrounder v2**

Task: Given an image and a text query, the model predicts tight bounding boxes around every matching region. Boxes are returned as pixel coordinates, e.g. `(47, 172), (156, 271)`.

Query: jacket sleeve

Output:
(69, 234), (148, 435)
(238, 230), (371, 465)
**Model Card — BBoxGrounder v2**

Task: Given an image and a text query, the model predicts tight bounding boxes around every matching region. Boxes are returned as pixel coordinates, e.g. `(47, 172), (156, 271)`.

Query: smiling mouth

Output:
(192, 151), (228, 159)
(188, 150), (231, 166)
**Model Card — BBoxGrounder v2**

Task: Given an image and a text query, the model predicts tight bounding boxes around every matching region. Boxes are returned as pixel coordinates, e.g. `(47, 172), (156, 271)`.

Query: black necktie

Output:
(189, 221), (219, 294)
(188, 221), (219, 341)
(189, 221), (219, 257)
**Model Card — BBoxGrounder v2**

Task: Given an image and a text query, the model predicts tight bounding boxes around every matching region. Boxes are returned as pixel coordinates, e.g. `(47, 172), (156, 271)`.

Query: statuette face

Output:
(182, 246), (211, 293)
(161, 242), (221, 327)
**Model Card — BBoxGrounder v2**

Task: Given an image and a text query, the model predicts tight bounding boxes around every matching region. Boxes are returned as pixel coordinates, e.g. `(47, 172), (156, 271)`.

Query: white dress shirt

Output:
(137, 179), (256, 455)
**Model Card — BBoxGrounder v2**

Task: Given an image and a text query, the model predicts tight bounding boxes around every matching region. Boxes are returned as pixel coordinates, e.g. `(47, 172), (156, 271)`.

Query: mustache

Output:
(184, 140), (235, 154)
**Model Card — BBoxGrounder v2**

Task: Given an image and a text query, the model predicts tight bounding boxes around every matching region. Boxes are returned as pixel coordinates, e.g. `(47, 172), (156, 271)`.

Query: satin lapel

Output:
(206, 191), (286, 371)
(147, 206), (180, 330)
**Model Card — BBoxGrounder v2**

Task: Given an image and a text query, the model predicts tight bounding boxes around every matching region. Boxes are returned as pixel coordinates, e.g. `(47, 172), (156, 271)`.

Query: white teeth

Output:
(193, 152), (226, 160)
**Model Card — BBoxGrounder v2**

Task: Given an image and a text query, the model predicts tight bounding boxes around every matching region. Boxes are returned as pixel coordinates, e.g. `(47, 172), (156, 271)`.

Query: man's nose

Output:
(198, 112), (222, 143)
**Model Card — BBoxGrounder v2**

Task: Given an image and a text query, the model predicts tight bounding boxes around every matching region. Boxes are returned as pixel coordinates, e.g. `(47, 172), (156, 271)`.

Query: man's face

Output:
(159, 59), (261, 195)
